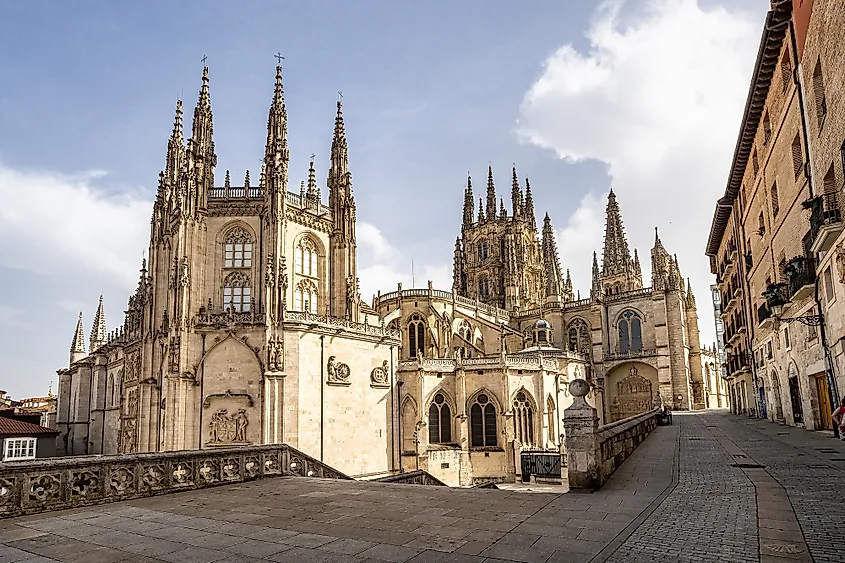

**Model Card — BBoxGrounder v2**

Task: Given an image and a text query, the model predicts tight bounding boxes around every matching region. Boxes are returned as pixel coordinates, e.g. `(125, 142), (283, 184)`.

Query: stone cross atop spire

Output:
(70, 312), (86, 365)
(601, 188), (632, 276)
(542, 212), (563, 298)
(89, 296), (107, 353)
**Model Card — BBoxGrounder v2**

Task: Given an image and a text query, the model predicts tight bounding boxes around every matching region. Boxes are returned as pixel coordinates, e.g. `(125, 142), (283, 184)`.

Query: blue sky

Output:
(0, 0), (767, 398)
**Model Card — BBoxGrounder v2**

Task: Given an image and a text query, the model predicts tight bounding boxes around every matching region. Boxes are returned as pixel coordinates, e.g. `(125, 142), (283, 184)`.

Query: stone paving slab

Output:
(2, 411), (844, 561)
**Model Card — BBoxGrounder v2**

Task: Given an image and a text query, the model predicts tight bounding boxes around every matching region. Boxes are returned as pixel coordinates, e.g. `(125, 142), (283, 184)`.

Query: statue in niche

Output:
(234, 409), (249, 442)
(179, 256), (190, 286)
(327, 356), (336, 380)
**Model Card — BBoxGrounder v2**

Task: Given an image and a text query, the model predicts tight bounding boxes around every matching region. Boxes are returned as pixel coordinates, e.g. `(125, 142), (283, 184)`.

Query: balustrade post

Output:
(563, 379), (600, 489)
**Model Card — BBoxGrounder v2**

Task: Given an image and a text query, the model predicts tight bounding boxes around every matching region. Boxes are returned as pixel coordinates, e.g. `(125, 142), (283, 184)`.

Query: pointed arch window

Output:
(477, 239), (489, 262)
(428, 393), (452, 444)
(513, 391), (534, 446)
(224, 227), (253, 268)
(294, 279), (318, 314)
(567, 319), (590, 354)
(295, 237), (319, 277)
(408, 313), (425, 357)
(106, 373), (115, 408)
(617, 310), (642, 354)
(401, 399), (417, 454)
(478, 276), (490, 299)
(470, 393), (497, 447)
(223, 272), (251, 312)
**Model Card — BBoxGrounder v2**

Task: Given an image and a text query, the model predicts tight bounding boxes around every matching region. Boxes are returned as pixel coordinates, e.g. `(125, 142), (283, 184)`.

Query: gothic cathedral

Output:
(57, 65), (704, 486)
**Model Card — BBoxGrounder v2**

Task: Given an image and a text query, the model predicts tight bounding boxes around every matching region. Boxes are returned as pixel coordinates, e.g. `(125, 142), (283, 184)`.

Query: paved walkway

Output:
(1, 411), (844, 562)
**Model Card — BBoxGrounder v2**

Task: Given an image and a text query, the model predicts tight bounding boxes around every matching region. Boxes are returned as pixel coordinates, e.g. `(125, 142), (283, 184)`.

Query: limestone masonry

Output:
(56, 65), (704, 485)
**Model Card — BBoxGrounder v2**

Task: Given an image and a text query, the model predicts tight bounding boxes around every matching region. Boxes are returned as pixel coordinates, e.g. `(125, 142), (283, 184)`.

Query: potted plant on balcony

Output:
(762, 282), (788, 317)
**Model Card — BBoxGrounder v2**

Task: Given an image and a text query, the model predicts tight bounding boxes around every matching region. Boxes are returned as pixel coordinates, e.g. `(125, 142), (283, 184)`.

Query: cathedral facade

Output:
(56, 66), (704, 486)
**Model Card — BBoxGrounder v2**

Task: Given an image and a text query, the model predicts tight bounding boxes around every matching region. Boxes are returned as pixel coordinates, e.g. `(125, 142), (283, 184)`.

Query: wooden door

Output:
(815, 374), (833, 430)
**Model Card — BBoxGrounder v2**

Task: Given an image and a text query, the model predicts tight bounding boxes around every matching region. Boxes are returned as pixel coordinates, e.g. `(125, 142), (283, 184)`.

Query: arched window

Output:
(408, 314), (425, 357)
(478, 276), (490, 299)
(106, 374), (115, 408)
(567, 319), (590, 354)
(477, 239), (489, 261)
(456, 320), (472, 359)
(223, 272), (251, 312)
(401, 398), (417, 453)
(513, 391), (534, 446)
(428, 393), (452, 443)
(223, 227), (253, 268)
(618, 310), (643, 354)
(470, 393), (497, 447)
(295, 237), (319, 277)
(294, 279), (318, 314)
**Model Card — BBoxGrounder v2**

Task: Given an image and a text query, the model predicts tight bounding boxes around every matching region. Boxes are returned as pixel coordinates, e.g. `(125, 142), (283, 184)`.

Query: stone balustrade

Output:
(373, 288), (511, 323)
(283, 311), (401, 340)
(396, 354), (577, 373)
(371, 470), (446, 486)
(563, 379), (659, 489)
(0, 444), (351, 519)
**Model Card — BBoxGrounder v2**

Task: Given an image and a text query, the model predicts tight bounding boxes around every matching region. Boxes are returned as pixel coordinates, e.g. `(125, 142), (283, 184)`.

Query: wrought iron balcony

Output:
(806, 193), (843, 253)
(757, 302), (773, 328)
(784, 255), (816, 303)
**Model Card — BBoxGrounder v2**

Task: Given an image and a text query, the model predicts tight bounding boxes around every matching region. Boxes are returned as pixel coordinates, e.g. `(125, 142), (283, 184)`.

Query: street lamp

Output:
(768, 301), (824, 326)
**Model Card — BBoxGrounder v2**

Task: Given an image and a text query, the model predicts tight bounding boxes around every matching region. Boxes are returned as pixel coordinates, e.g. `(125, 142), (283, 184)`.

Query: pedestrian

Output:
(833, 397), (845, 441)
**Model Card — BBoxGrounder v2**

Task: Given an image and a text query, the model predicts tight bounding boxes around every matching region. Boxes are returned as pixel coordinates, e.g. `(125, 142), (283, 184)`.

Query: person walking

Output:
(833, 397), (845, 441)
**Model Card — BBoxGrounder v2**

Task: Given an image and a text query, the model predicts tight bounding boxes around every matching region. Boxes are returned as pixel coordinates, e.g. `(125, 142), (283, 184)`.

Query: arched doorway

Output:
(770, 370), (784, 422)
(606, 363), (658, 422)
(788, 362), (803, 425)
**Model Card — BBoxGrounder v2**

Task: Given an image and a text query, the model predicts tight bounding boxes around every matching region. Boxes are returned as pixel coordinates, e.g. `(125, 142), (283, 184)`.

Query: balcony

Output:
(784, 255), (816, 303)
(807, 194), (843, 253)
(757, 302), (774, 329)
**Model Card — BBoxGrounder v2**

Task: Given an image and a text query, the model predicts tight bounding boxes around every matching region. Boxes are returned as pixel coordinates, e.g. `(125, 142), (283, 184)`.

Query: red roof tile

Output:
(0, 417), (58, 436)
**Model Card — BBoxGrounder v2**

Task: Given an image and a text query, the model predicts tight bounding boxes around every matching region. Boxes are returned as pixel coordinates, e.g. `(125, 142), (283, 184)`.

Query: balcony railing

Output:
(807, 193), (843, 253)
(785, 255), (816, 303)
(757, 303), (772, 327)
(603, 348), (657, 361)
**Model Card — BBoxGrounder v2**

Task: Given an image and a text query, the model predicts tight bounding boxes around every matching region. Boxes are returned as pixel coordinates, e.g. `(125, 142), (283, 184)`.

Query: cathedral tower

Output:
(599, 189), (642, 294)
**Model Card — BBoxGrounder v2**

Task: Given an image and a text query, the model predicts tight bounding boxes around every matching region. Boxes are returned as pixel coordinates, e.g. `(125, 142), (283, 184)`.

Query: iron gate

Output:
(520, 451), (562, 482)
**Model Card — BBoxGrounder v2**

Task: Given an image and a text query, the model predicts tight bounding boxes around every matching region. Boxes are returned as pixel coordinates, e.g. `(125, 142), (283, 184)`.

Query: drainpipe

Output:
(198, 334), (206, 448)
(389, 345), (396, 471)
(786, 19), (841, 422)
(320, 334), (325, 461)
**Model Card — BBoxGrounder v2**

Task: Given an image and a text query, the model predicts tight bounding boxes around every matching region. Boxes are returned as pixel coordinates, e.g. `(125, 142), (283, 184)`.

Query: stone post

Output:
(563, 379), (600, 489)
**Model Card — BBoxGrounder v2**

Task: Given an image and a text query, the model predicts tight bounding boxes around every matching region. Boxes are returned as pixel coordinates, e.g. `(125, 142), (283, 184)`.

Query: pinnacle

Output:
(172, 99), (183, 138)
(89, 295), (107, 353)
(71, 312), (85, 355)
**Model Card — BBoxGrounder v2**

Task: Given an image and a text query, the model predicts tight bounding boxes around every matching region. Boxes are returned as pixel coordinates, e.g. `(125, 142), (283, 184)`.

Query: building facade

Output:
(57, 65), (705, 485)
(706, 0), (841, 431)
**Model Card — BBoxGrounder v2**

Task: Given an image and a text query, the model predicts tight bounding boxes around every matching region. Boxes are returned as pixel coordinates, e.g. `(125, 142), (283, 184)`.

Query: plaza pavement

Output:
(1, 410), (843, 563)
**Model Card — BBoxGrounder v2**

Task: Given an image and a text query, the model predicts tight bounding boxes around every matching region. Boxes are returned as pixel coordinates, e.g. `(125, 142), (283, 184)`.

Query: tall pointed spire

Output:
(499, 198), (507, 219)
(485, 165), (496, 221)
(191, 66), (214, 152)
(164, 99), (184, 187)
(329, 100), (349, 186)
(462, 174), (474, 230)
(306, 157), (317, 198)
(511, 166), (522, 220)
(89, 296), (107, 353)
(70, 312), (86, 365)
(591, 251), (601, 297)
(686, 278), (697, 308)
(265, 64), (289, 170)
(542, 212), (563, 298)
(601, 188), (632, 276)
(524, 177), (536, 230)
(478, 197), (485, 222)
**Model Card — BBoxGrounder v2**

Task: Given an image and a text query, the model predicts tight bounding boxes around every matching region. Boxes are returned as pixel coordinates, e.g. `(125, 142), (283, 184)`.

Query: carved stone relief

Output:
(609, 366), (653, 422)
(836, 242), (845, 284)
(370, 360), (390, 388)
(207, 408), (251, 446)
(327, 355), (351, 386)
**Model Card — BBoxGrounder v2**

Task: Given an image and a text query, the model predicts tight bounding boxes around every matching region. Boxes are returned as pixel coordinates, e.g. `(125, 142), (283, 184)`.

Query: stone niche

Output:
(606, 363), (659, 423)
(200, 335), (262, 447)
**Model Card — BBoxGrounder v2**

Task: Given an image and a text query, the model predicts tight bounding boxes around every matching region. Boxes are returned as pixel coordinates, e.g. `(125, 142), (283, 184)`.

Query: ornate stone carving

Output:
(265, 255), (275, 286)
(70, 471), (100, 498)
(109, 467), (135, 494)
(267, 336), (283, 372)
(28, 474), (61, 503)
(169, 335), (180, 373)
(126, 388), (139, 417)
(119, 418), (137, 454)
(125, 354), (141, 383)
(141, 464), (166, 490)
(208, 202), (264, 217)
(225, 226), (252, 244)
(836, 242), (845, 284)
(171, 462), (193, 486)
(370, 360), (390, 388)
(326, 356), (351, 386)
(207, 408), (251, 446)
(610, 367), (653, 422)
(285, 208), (332, 233)
(198, 459), (219, 484)
(0, 478), (14, 507)
(179, 256), (190, 286)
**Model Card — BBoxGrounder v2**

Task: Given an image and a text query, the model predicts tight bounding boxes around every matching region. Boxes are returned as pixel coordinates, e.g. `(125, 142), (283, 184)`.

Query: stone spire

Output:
(524, 177), (536, 230)
(70, 312), (86, 365)
(306, 157), (317, 198)
(511, 166), (522, 220)
(187, 66), (216, 214)
(477, 197), (485, 222)
(89, 295), (107, 353)
(329, 101), (349, 187)
(542, 212), (563, 298)
(190, 67), (214, 155)
(601, 188), (632, 276)
(452, 237), (465, 295)
(633, 248), (642, 283)
(591, 251), (601, 297)
(686, 278), (697, 309)
(651, 227), (670, 291)
(164, 99), (184, 187)
(565, 269), (573, 297)
(328, 97), (357, 319)
(486, 165), (496, 221)
(265, 64), (288, 165)
(224, 169), (231, 191)
(499, 198), (507, 220)
(462, 174), (474, 230)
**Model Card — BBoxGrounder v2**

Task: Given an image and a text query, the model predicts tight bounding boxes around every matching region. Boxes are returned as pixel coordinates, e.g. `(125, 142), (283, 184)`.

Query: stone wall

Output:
(0, 443), (350, 519)
(563, 378), (658, 490)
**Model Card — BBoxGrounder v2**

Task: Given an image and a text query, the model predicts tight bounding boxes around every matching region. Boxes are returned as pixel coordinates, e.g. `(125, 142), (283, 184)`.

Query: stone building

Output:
(706, 0), (841, 432)
(57, 65), (705, 485)
(700, 345), (727, 409)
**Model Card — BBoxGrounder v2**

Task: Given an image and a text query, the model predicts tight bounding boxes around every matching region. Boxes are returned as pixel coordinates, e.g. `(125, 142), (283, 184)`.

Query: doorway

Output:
(814, 374), (833, 430)
(789, 376), (803, 424)
(770, 371), (784, 421)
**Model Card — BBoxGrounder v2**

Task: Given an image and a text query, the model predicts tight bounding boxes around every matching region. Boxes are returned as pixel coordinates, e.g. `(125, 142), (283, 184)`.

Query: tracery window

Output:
(408, 313), (425, 357)
(567, 319), (591, 354)
(223, 227), (253, 268)
(295, 237), (319, 277)
(617, 310), (643, 354)
(294, 279), (318, 314)
(223, 272), (251, 312)
(513, 391), (534, 446)
(428, 392), (452, 444)
(477, 239), (489, 262)
(470, 393), (497, 447)
(456, 320), (472, 359)
(106, 374), (115, 408)
(478, 276), (490, 299)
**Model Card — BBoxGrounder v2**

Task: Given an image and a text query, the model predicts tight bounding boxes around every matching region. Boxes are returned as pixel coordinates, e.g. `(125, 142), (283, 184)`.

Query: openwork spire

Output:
(164, 99), (184, 185)
(191, 67), (213, 150)
(511, 166), (522, 219)
(486, 165), (496, 221)
(70, 312), (85, 363)
(462, 173), (474, 229)
(542, 212), (563, 298)
(601, 188), (632, 276)
(591, 251), (601, 297)
(89, 295), (107, 353)
(686, 277), (697, 308)
(524, 177), (536, 230)
(477, 197), (485, 222)
(330, 100), (349, 182)
(265, 65), (289, 172)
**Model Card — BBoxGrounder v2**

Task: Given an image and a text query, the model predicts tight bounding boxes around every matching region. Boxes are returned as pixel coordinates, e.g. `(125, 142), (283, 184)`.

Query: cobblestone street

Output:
(2, 411), (844, 563)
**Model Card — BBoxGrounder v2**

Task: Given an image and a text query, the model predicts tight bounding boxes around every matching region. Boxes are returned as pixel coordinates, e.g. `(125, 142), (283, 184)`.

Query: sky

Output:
(0, 0), (769, 399)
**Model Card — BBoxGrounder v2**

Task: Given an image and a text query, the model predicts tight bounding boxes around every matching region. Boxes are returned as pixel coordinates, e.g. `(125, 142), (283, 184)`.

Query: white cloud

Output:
(518, 0), (764, 342)
(555, 191), (606, 296)
(0, 305), (30, 330)
(0, 164), (151, 286)
(357, 222), (451, 302)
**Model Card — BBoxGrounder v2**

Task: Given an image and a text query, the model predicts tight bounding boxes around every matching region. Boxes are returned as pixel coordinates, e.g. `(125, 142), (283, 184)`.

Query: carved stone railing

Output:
(374, 289), (510, 323)
(602, 348), (657, 362)
(510, 297), (595, 320)
(284, 191), (331, 215)
(193, 310), (267, 328)
(398, 353), (580, 373)
(0, 444), (351, 519)
(284, 311), (401, 340)
(605, 287), (653, 302)
(208, 186), (264, 200)
(371, 470), (447, 486)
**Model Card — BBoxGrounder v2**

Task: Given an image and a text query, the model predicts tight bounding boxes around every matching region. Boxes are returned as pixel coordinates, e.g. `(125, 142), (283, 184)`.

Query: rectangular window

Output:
(224, 243), (252, 268)
(771, 182), (779, 218)
(295, 250), (303, 274)
(813, 59), (827, 125)
(824, 266), (834, 303)
(763, 111), (771, 145)
(310, 253), (318, 278)
(223, 286), (251, 312)
(823, 165), (837, 196)
(752, 149), (759, 176)
(784, 325), (791, 349)
(792, 134), (803, 178)
(3, 437), (36, 461)
(758, 212), (766, 236)
(781, 49), (791, 92)
(766, 341), (773, 360)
